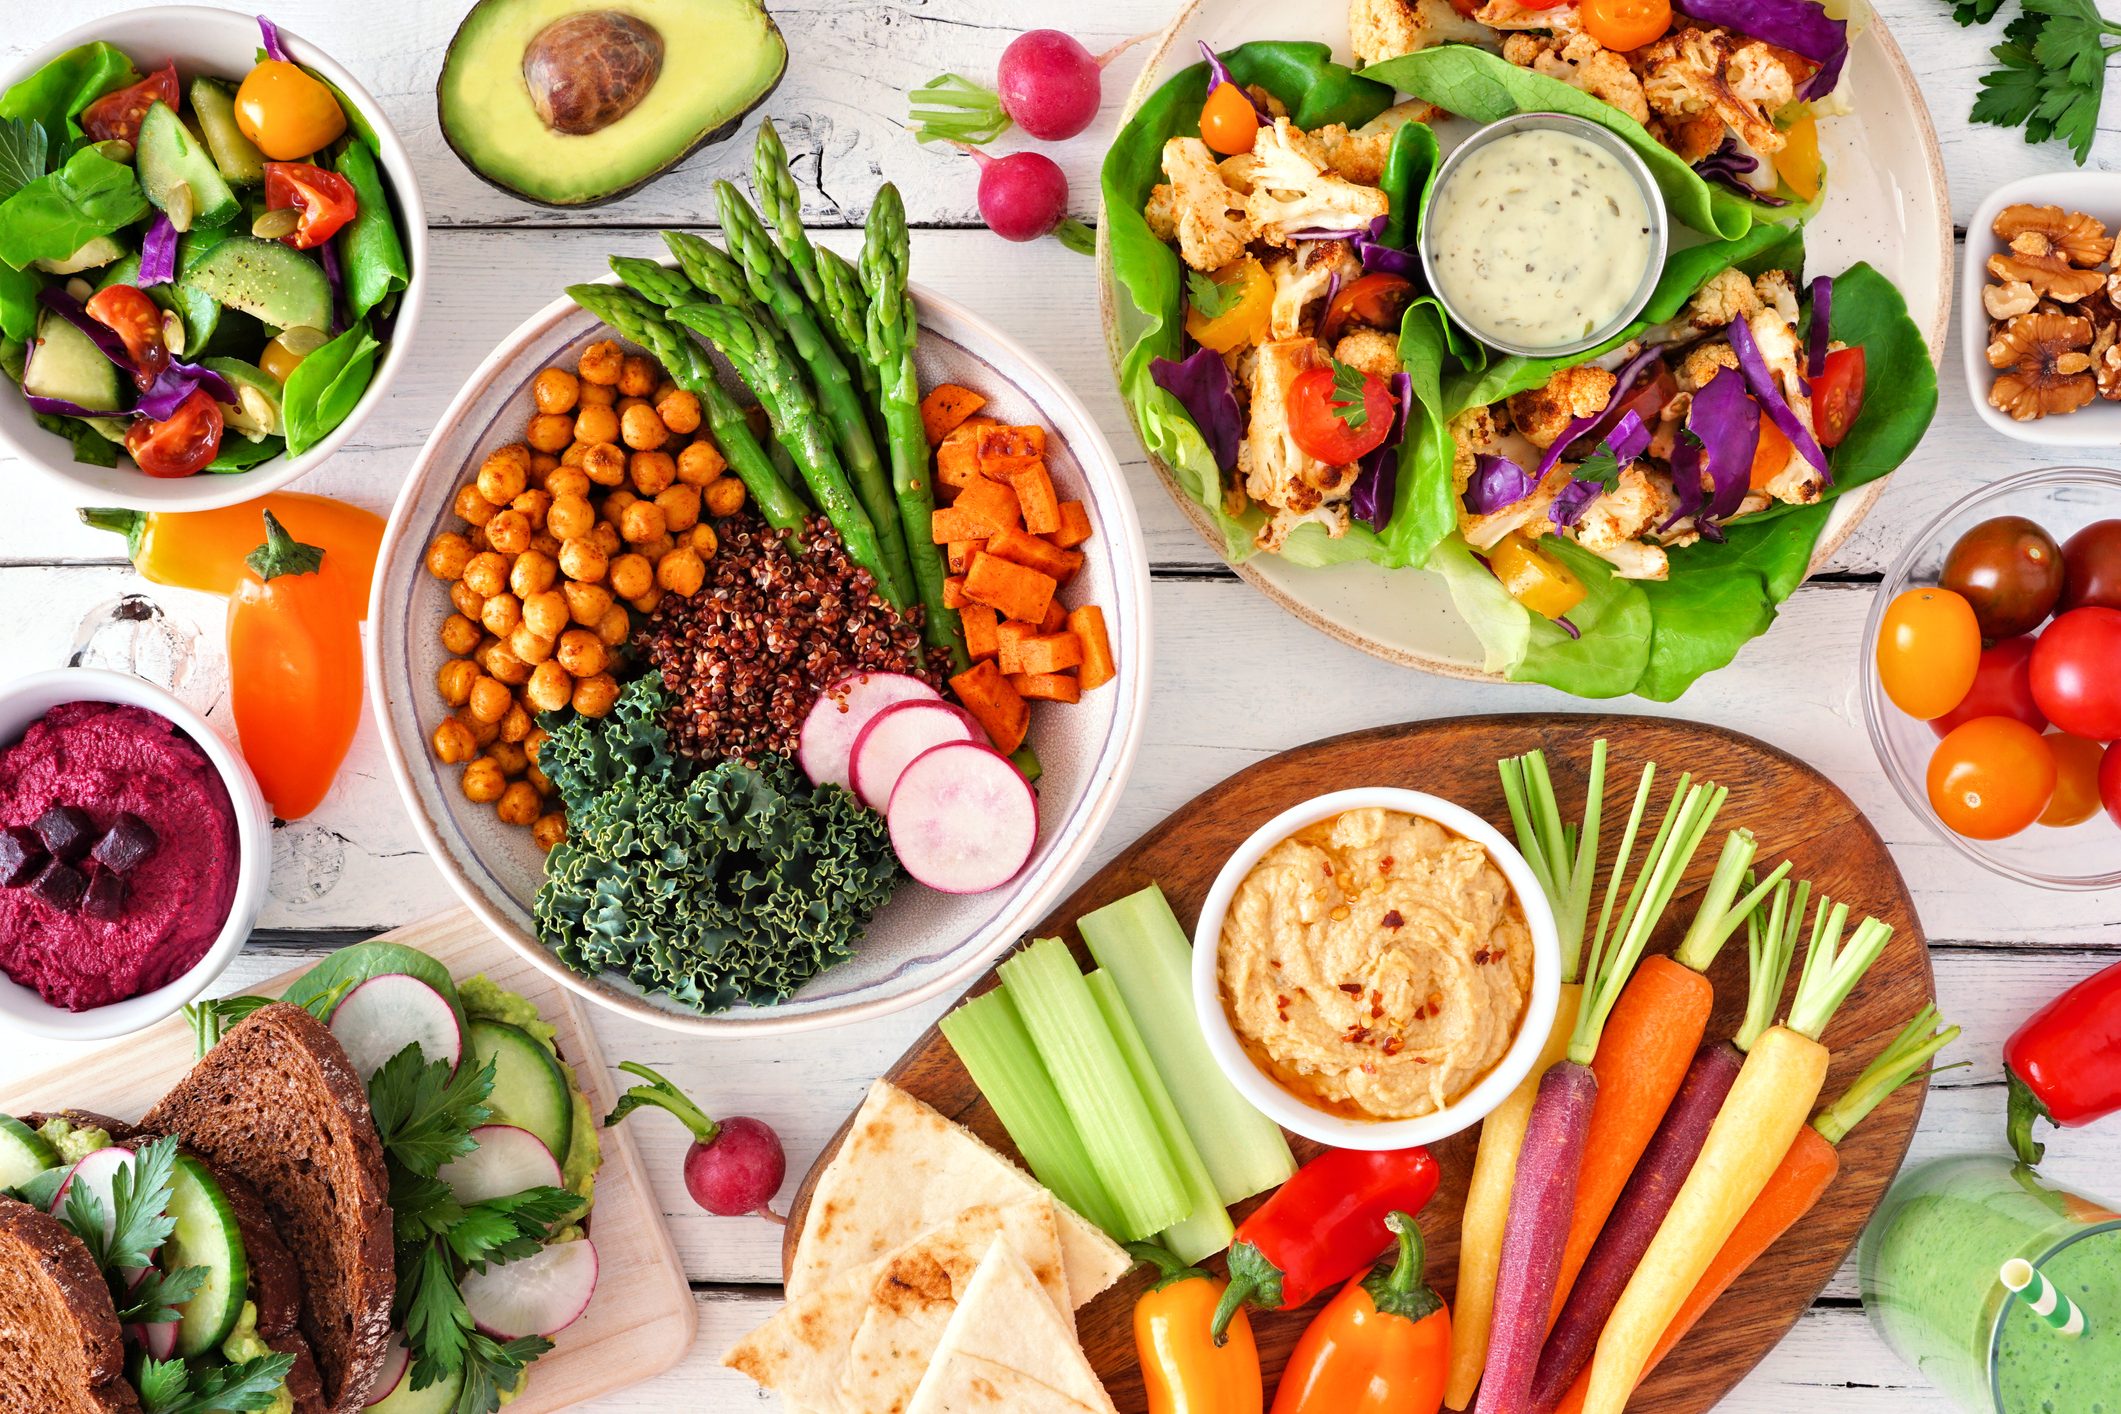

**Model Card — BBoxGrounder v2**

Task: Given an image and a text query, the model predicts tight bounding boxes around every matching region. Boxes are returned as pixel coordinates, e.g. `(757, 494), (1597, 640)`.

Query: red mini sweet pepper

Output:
(1209, 1145), (1440, 1343)
(2005, 957), (2121, 1165)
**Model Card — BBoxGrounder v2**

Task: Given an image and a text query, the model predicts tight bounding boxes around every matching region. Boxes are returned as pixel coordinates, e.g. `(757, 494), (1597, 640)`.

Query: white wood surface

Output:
(1, 1), (2117, 1409)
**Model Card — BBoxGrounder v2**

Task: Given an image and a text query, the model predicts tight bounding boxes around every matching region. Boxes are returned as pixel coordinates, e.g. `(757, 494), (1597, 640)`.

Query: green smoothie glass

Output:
(1859, 1155), (2121, 1413)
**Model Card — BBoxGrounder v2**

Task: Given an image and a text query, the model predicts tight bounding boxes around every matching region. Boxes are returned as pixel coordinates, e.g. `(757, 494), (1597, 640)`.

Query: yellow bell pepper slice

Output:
(1771, 113), (1824, 203)
(1490, 531), (1588, 622)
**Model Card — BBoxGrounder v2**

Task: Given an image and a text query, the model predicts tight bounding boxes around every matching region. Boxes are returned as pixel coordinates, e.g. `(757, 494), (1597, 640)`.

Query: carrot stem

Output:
(1736, 876), (1806, 1053)
(1812, 1003), (1963, 1143)
(1671, 831), (1789, 974)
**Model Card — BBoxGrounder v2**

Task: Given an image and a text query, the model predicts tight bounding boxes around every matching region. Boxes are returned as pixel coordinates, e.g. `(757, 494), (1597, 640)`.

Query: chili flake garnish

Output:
(1338, 981), (1364, 995)
(1381, 909), (1404, 929)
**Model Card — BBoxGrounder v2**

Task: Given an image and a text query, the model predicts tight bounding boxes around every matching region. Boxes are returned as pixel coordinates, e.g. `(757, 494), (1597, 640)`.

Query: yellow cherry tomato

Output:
(1490, 532), (1587, 622)
(260, 327), (330, 384)
(1201, 81), (1259, 156)
(1876, 587), (1982, 720)
(235, 59), (348, 160)
(1185, 258), (1274, 354)
(1581, 0), (1673, 51)
(1772, 114), (1824, 203)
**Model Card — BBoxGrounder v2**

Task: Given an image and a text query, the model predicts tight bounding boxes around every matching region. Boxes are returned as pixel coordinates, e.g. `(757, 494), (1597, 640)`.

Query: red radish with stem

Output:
(603, 1061), (787, 1222)
(957, 145), (1072, 243)
(998, 30), (1151, 140)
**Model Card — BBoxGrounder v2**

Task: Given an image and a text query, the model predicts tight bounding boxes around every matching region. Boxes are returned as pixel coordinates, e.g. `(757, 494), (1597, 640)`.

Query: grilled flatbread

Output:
(905, 1240), (1115, 1414)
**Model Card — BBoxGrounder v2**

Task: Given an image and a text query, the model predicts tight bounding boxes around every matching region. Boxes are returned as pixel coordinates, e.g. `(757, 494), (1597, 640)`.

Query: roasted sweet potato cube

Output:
(942, 575), (969, 610)
(937, 429), (983, 492)
(1050, 500), (1094, 549)
(1069, 605), (1114, 690)
(1039, 598), (1067, 633)
(950, 659), (1028, 755)
(920, 383), (987, 445)
(986, 526), (1084, 584)
(1009, 671), (1081, 704)
(976, 425), (1047, 476)
(963, 552), (1056, 626)
(947, 540), (981, 575)
(952, 477), (1022, 536)
(1016, 631), (1083, 675)
(1011, 462), (1061, 535)
(961, 603), (1000, 661)
(995, 619), (1037, 675)
(931, 508), (992, 544)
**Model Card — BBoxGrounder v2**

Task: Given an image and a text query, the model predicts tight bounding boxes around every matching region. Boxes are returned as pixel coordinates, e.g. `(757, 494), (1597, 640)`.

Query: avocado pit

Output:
(523, 10), (665, 137)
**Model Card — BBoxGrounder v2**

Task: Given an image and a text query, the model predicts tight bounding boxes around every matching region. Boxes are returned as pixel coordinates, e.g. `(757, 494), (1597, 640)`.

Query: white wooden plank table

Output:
(1, 1), (2116, 1408)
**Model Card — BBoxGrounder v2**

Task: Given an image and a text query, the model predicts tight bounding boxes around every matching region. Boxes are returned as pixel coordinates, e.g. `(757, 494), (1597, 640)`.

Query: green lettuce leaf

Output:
(0, 145), (147, 272)
(0, 43), (137, 141)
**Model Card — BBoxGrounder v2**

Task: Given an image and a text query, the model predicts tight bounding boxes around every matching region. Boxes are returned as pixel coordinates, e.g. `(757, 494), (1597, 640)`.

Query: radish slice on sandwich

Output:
(438, 1125), (564, 1205)
(330, 974), (463, 1079)
(460, 1238), (599, 1338)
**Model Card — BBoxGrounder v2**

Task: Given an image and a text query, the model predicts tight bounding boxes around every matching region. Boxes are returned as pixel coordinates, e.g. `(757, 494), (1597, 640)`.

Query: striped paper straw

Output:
(2001, 1258), (2087, 1337)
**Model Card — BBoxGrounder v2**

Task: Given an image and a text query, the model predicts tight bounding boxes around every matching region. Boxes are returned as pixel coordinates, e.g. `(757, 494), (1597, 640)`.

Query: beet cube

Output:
(27, 859), (87, 912)
(81, 868), (127, 922)
(0, 827), (45, 887)
(34, 805), (98, 861)
(89, 812), (158, 874)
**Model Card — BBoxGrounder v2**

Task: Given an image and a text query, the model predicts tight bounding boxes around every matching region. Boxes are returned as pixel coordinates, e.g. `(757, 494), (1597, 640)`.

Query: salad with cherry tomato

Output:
(0, 15), (408, 477)
(1875, 512), (2121, 842)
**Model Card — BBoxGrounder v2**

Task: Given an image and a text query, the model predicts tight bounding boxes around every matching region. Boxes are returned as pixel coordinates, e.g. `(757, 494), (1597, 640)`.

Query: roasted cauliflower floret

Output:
(1335, 327), (1404, 381)
(1316, 102), (1437, 185)
(1676, 340), (1740, 392)
(1462, 466), (1573, 550)
(1264, 241), (1362, 340)
(1566, 464), (1674, 559)
(1503, 33), (1649, 124)
(1246, 120), (1390, 246)
(1477, 0), (1585, 34)
(1449, 405), (1504, 495)
(1509, 365), (1618, 450)
(1144, 184), (1179, 243)
(1742, 308), (1825, 505)
(1753, 269), (1800, 323)
(1350, 0), (1493, 65)
(1683, 268), (1762, 330)
(1239, 338), (1361, 550)
(1639, 28), (1793, 157)
(1157, 136), (1254, 272)
(1580, 536), (1671, 580)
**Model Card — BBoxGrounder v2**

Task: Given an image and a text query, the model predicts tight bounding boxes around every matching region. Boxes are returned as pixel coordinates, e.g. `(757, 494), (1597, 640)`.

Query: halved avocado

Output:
(437, 0), (786, 208)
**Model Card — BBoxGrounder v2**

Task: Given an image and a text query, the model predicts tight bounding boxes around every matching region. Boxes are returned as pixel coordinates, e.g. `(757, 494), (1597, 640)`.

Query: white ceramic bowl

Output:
(370, 280), (1152, 1035)
(0, 667), (271, 1040)
(1191, 787), (1560, 1151)
(1962, 173), (2121, 447)
(0, 6), (428, 511)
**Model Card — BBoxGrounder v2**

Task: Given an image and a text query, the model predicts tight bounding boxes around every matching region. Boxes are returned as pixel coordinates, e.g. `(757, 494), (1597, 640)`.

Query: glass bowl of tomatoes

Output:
(1863, 466), (2121, 891)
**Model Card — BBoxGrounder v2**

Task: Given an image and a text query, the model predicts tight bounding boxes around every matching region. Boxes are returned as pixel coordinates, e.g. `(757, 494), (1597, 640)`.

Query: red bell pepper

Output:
(2006, 958), (2121, 1164)
(1209, 1145), (1439, 1343)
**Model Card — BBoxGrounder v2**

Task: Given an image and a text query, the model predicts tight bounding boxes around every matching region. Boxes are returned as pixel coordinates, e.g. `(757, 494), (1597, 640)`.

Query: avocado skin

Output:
(436, 0), (788, 209)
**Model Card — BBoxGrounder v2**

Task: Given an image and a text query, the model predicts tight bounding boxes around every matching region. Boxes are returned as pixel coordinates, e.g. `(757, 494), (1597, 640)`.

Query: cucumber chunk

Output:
(369, 1358), (462, 1413)
(0, 1115), (59, 1190)
(180, 235), (331, 333)
(24, 309), (123, 414)
(136, 101), (240, 232)
(32, 234), (126, 275)
(161, 1153), (247, 1356)
(469, 1020), (573, 1165)
(189, 78), (266, 185)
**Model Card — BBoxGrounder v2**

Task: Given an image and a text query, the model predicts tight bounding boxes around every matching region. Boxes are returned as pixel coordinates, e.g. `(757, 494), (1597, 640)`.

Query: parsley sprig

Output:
(134, 1354), (298, 1414)
(1327, 358), (1373, 431)
(1186, 268), (1247, 322)
(1953, 0), (2121, 162)
(67, 1134), (181, 1272)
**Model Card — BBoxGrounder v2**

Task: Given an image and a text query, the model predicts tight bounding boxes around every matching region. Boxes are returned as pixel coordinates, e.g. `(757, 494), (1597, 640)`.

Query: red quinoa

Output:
(640, 514), (945, 764)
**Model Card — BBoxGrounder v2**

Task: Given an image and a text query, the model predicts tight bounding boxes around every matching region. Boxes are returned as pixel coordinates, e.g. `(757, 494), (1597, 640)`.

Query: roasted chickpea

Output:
(511, 488), (553, 526)
(487, 740), (529, 777)
(704, 475), (747, 519)
(529, 450), (560, 483)
(687, 522), (719, 558)
(580, 441), (626, 487)
(653, 376), (679, 401)
(526, 760), (554, 796)
(655, 388), (702, 435)
(451, 484), (497, 528)
(463, 550), (510, 598)
(533, 367), (580, 415)
(677, 439), (726, 486)
(480, 592), (522, 637)
(439, 613), (481, 656)
(532, 812), (567, 852)
(629, 449), (676, 496)
(577, 378), (616, 407)
(485, 509), (532, 556)
(522, 589), (569, 640)
(547, 492), (594, 541)
(620, 403), (668, 451)
(573, 672), (620, 718)
(450, 580), (487, 622)
(510, 549), (558, 598)
(478, 445), (531, 504)
(432, 717), (477, 764)
(508, 623), (555, 665)
(630, 587), (663, 615)
(563, 579), (614, 626)
(546, 466), (590, 500)
(499, 702), (532, 744)
(656, 546), (707, 596)
(555, 628), (608, 678)
(426, 531), (474, 579)
(524, 660), (573, 713)
(529, 531), (563, 560)
(560, 440), (590, 468)
(637, 532), (676, 562)
(616, 395), (651, 419)
(578, 339), (623, 385)
(655, 483), (701, 533)
(496, 780), (542, 827)
(595, 603), (631, 647)
(481, 642), (532, 687)
(437, 657), (480, 706)
(525, 412), (572, 454)
(608, 551), (653, 600)
(618, 354), (659, 398)
(574, 403), (620, 446)
(524, 727), (551, 764)
(461, 756), (507, 804)
(468, 675), (512, 724)
(620, 499), (667, 543)
(589, 521), (623, 557)
(457, 709), (502, 748)
(558, 537), (609, 583)
(599, 488), (638, 526)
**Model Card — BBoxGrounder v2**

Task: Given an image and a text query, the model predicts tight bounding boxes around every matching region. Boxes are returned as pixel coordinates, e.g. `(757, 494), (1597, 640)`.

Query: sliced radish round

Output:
(331, 974), (462, 1080)
(140, 1319), (178, 1361)
(798, 672), (941, 790)
(887, 742), (1040, 894)
(363, 1332), (410, 1407)
(438, 1125), (563, 1205)
(50, 1147), (135, 1242)
(460, 1238), (598, 1339)
(943, 702), (991, 746)
(850, 701), (978, 812)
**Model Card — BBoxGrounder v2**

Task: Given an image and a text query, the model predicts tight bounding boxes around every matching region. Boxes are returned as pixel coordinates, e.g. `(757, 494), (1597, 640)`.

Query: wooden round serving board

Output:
(785, 715), (1934, 1413)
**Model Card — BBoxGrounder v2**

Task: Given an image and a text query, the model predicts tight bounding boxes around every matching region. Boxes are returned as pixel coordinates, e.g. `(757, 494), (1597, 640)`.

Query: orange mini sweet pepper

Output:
(82, 492), (383, 617)
(1270, 1211), (1451, 1414)
(1129, 1244), (1263, 1414)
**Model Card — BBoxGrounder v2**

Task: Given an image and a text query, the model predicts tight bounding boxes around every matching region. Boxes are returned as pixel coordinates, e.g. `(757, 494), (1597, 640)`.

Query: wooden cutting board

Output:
(784, 715), (1934, 1413)
(0, 910), (696, 1412)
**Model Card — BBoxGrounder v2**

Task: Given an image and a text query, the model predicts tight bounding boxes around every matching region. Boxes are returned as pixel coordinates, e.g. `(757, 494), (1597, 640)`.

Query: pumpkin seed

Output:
(252, 208), (300, 241)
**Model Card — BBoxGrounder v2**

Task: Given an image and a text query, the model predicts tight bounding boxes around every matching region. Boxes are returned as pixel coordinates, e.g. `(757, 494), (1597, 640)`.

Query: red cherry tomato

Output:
(2102, 741), (2121, 830)
(2029, 607), (2121, 742)
(1317, 273), (1414, 346)
(1926, 717), (2058, 841)
(1288, 364), (1393, 465)
(124, 388), (223, 478)
(83, 284), (169, 391)
(1876, 587), (1982, 720)
(2061, 519), (2121, 612)
(2040, 734), (2108, 828)
(264, 161), (359, 250)
(1932, 637), (2047, 738)
(80, 63), (180, 147)
(1810, 346), (1866, 448)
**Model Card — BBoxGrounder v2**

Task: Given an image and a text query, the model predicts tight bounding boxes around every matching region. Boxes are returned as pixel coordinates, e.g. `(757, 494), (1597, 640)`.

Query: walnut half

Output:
(1990, 248), (2107, 304)
(1985, 279), (2039, 321)
(1989, 311), (2095, 421)
(1995, 203), (2115, 269)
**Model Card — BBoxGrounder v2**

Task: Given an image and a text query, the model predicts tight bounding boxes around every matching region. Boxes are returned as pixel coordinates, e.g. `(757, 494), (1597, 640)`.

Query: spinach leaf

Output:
(0, 145), (148, 272)
(333, 142), (408, 320)
(206, 433), (285, 473)
(0, 261), (39, 342)
(34, 412), (120, 467)
(279, 318), (380, 455)
(0, 43), (137, 141)
(0, 118), (48, 199)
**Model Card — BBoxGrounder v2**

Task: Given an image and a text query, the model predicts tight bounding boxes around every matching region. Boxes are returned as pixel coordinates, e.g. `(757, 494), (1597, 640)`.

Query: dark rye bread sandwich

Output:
(0, 1195), (138, 1412)
(143, 1002), (393, 1414)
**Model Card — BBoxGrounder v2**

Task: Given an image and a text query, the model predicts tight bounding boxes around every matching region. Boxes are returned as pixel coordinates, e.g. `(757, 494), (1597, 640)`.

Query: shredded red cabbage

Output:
(136, 361), (237, 421)
(1692, 139), (1790, 207)
(1466, 452), (1539, 514)
(1727, 314), (1829, 477)
(1355, 214), (1419, 280)
(1549, 479), (1602, 530)
(36, 287), (133, 372)
(1806, 275), (1832, 380)
(1606, 409), (1651, 464)
(1150, 345), (1242, 473)
(258, 15), (291, 63)
(1555, 614), (1582, 639)
(139, 214), (178, 288)
(1663, 365), (1760, 533)
(24, 395), (116, 419)
(1199, 42), (1271, 120)
(1678, 0), (1848, 100)
(1534, 344), (1664, 481)
(320, 238), (347, 334)
(1351, 370), (1414, 529)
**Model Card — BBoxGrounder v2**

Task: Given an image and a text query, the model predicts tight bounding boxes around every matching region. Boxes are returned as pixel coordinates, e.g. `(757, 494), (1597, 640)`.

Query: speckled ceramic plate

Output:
(370, 282), (1151, 1035)
(1100, 0), (1952, 677)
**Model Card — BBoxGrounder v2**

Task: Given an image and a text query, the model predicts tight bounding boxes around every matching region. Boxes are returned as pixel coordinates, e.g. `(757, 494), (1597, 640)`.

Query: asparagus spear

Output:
(752, 118), (829, 309)
(814, 244), (887, 415)
(668, 300), (894, 596)
(715, 180), (915, 608)
(860, 184), (967, 670)
(565, 282), (809, 534)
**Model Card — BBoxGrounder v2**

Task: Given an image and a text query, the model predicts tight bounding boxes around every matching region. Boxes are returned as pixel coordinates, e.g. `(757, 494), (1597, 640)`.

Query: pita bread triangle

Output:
(905, 1240), (1116, 1414)
(900, 1354), (1104, 1414)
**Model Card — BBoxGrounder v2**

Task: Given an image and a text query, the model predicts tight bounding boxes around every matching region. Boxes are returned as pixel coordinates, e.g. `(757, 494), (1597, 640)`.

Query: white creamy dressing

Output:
(1427, 128), (1656, 350)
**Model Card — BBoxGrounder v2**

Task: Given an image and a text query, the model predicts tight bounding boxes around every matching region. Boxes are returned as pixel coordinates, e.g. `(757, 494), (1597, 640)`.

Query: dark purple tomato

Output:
(1941, 515), (2066, 640)
(2061, 519), (2121, 613)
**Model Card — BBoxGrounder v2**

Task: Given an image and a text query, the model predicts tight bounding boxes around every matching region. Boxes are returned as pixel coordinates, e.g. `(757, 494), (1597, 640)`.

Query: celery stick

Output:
(1077, 885), (1296, 1204)
(998, 937), (1191, 1240)
(1086, 970), (1234, 1264)
(939, 989), (1125, 1237)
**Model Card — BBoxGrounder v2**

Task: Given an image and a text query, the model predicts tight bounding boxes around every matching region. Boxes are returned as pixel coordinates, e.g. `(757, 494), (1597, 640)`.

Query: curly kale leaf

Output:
(534, 678), (901, 1012)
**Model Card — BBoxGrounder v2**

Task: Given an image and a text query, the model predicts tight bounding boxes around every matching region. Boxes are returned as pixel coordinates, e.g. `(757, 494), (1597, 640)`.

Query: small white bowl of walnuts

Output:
(1965, 173), (2121, 445)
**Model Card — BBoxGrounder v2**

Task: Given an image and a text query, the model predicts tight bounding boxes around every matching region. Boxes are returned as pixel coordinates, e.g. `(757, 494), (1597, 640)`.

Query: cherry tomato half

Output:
(2040, 734), (2108, 828)
(234, 58), (347, 161)
(1932, 637), (2047, 738)
(1749, 414), (1794, 490)
(1941, 515), (2065, 641)
(2030, 607), (2121, 741)
(1877, 587), (1981, 720)
(80, 63), (180, 147)
(83, 284), (170, 391)
(2102, 741), (2121, 830)
(1927, 717), (2057, 841)
(1200, 80), (1259, 157)
(1582, 0), (1675, 51)
(1288, 364), (1393, 465)
(1318, 273), (1414, 346)
(1811, 346), (1866, 449)
(2061, 519), (2121, 613)
(264, 162), (359, 250)
(125, 388), (223, 478)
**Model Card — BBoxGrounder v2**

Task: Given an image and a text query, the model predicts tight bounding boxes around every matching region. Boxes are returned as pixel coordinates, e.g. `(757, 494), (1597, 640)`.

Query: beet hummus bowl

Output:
(0, 668), (270, 1040)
